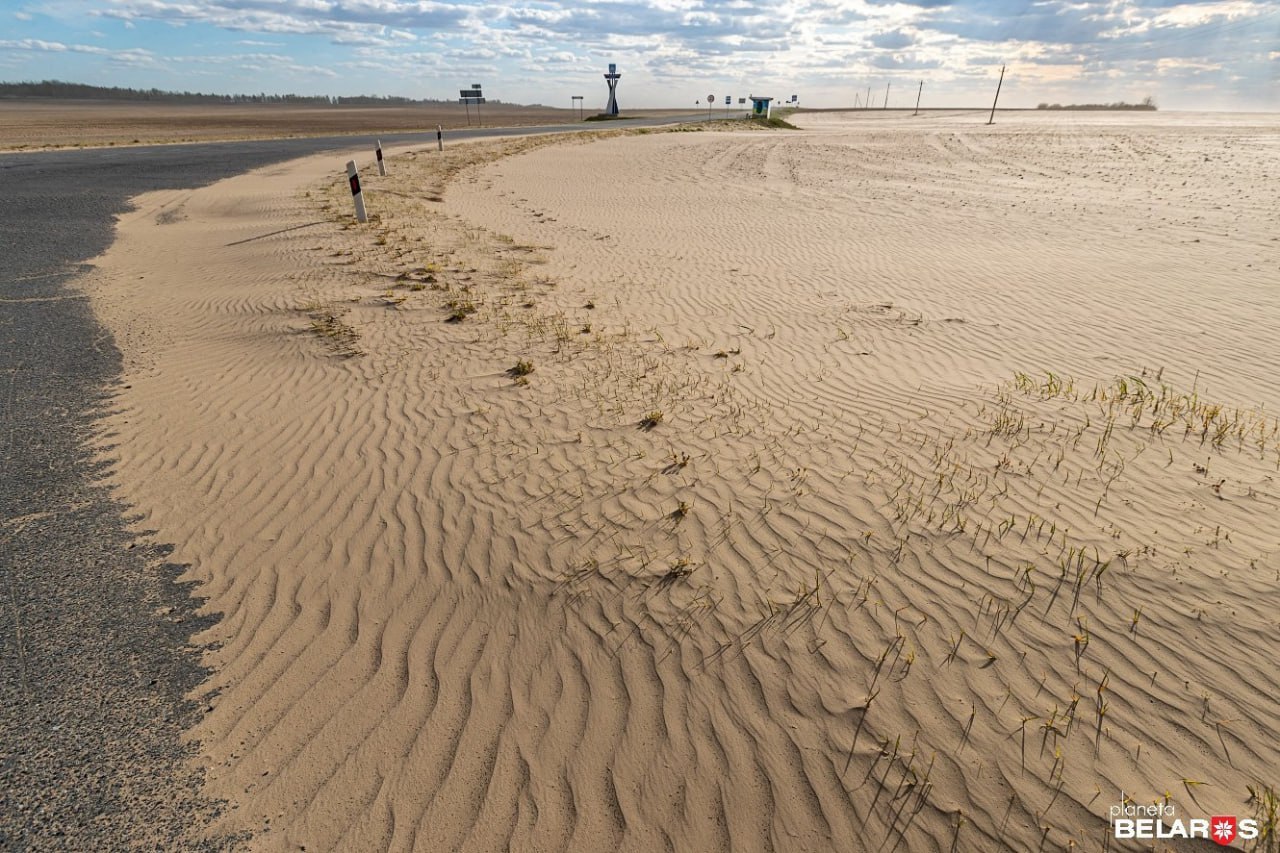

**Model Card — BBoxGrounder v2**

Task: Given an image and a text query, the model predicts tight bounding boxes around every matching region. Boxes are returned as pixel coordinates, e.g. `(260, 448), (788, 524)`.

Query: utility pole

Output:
(854, 92), (860, 109)
(914, 80), (923, 116)
(884, 82), (890, 109)
(867, 86), (872, 109)
(987, 65), (1006, 125)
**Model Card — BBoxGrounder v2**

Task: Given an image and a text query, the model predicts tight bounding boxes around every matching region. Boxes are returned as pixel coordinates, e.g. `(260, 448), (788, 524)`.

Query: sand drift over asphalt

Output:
(85, 112), (1280, 851)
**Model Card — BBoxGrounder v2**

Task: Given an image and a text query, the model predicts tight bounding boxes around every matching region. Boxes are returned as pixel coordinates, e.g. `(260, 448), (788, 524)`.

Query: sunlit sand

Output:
(86, 110), (1280, 850)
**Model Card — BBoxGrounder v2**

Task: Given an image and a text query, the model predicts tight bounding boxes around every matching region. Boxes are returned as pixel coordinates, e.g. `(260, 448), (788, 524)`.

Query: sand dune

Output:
(84, 112), (1280, 851)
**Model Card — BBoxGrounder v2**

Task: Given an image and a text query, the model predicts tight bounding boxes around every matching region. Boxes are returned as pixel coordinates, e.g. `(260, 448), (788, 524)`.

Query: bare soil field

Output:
(0, 99), (698, 150)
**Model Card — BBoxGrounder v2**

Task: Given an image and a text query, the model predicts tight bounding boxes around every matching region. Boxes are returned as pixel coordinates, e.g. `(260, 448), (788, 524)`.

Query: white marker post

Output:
(346, 160), (367, 223)
(437, 124), (443, 152)
(375, 140), (386, 176)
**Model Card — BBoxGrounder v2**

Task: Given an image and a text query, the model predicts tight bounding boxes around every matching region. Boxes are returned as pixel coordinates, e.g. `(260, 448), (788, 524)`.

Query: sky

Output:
(1, 0), (1278, 110)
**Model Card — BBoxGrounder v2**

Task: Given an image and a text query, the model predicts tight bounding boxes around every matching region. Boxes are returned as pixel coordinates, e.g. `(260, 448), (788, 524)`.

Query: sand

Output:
(82, 111), (1280, 851)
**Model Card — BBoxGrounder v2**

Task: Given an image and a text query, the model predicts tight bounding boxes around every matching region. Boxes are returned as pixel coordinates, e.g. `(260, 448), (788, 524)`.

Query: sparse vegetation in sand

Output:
(507, 359), (535, 386)
(1249, 783), (1280, 852)
(293, 125), (1280, 853)
(299, 299), (362, 357)
(831, 363), (1280, 847)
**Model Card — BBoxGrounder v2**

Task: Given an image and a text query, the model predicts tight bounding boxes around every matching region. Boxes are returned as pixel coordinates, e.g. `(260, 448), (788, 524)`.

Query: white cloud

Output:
(1152, 0), (1264, 29)
(1155, 56), (1222, 72)
(0, 37), (159, 66)
(0, 38), (70, 52)
(95, 0), (468, 39)
(1, 0), (1274, 107)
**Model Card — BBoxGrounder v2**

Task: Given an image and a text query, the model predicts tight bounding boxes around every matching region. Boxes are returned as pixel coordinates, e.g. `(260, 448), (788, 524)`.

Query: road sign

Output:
(460, 86), (485, 126)
(708, 93), (715, 103)
(724, 95), (731, 105)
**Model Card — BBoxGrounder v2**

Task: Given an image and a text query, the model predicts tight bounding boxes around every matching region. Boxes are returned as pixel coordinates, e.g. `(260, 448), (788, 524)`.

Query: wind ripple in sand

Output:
(87, 116), (1280, 851)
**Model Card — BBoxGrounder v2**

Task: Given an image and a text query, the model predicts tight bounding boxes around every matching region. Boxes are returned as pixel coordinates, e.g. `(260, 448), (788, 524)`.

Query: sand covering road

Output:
(85, 111), (1280, 850)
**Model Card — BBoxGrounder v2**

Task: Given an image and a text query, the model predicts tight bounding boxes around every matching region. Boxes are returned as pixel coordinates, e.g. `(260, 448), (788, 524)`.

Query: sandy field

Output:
(0, 99), (696, 150)
(82, 110), (1280, 851)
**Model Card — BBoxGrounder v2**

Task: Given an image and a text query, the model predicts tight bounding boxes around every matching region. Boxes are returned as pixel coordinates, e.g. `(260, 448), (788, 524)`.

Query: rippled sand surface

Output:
(87, 111), (1280, 850)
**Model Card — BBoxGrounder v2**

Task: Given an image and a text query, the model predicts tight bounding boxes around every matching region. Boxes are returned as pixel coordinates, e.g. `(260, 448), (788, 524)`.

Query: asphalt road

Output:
(0, 116), (694, 851)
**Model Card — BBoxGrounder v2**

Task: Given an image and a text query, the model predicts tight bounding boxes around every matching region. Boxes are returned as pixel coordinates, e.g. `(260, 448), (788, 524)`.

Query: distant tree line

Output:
(0, 80), (469, 106)
(1037, 96), (1157, 111)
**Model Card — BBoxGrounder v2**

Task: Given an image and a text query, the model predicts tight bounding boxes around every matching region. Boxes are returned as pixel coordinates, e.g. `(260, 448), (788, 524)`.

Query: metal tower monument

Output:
(603, 63), (621, 116)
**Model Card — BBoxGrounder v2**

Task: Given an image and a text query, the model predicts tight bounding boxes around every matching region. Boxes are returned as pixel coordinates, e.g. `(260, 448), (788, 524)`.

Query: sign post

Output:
(572, 95), (583, 120)
(346, 160), (367, 223)
(375, 140), (385, 176)
(708, 93), (715, 119)
(459, 85), (485, 127)
(437, 124), (443, 151)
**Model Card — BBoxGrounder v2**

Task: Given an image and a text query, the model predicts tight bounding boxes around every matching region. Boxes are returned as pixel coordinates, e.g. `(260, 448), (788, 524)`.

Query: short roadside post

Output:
(437, 124), (443, 152)
(346, 160), (367, 223)
(375, 140), (386, 176)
